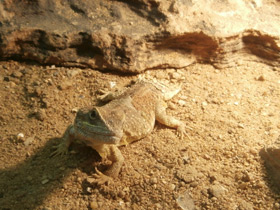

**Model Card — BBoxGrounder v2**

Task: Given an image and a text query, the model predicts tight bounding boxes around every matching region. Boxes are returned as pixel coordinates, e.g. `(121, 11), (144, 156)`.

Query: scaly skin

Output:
(52, 80), (187, 185)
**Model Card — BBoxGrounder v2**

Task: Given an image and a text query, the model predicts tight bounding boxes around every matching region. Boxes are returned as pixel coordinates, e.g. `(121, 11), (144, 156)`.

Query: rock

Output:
(260, 136), (280, 191)
(34, 109), (47, 121)
(24, 136), (34, 146)
(170, 183), (176, 191)
(41, 179), (49, 185)
(86, 187), (92, 194)
(12, 71), (23, 78)
(238, 199), (254, 210)
(176, 167), (199, 184)
(67, 69), (81, 78)
(58, 80), (73, 90)
(89, 201), (99, 209)
(0, 1), (280, 73)
(256, 75), (265, 81)
(176, 191), (196, 210)
(150, 177), (158, 184)
(178, 100), (187, 106)
(208, 184), (227, 198)
(16, 133), (24, 141)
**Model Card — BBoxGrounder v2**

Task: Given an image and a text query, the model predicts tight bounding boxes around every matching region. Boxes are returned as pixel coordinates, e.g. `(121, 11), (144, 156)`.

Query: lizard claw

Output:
(87, 167), (113, 186)
(50, 143), (68, 157)
(177, 124), (190, 140)
(97, 90), (114, 102)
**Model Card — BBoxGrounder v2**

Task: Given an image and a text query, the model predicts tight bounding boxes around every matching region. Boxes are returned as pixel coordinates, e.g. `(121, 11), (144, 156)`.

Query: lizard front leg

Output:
(51, 125), (75, 157)
(88, 145), (124, 185)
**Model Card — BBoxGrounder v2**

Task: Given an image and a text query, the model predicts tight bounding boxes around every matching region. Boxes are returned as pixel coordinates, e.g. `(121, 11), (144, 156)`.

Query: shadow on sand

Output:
(0, 137), (100, 210)
(259, 139), (280, 196)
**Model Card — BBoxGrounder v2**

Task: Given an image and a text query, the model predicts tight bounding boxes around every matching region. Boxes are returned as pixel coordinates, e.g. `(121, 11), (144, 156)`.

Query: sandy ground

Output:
(0, 60), (279, 210)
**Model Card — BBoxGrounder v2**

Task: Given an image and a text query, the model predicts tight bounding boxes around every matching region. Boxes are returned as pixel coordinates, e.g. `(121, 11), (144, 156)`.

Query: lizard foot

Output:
(97, 90), (115, 102)
(177, 124), (191, 140)
(50, 142), (68, 157)
(87, 167), (113, 186)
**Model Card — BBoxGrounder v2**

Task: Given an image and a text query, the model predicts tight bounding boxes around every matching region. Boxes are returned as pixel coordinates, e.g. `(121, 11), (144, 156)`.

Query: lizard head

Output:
(73, 107), (123, 145)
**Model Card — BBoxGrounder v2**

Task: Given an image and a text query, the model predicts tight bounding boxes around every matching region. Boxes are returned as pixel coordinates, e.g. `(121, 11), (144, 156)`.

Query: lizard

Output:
(52, 78), (187, 185)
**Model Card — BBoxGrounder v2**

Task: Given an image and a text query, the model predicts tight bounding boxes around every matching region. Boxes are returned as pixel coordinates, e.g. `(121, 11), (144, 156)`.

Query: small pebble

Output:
(41, 179), (49, 185)
(242, 171), (251, 182)
(169, 72), (181, 80)
(155, 203), (162, 209)
(67, 69), (81, 77)
(71, 107), (79, 113)
(86, 187), (92, 194)
(203, 154), (210, 160)
(178, 100), (186, 106)
(256, 75), (265, 81)
(89, 201), (99, 209)
(202, 101), (208, 106)
(209, 184), (227, 197)
(182, 156), (190, 164)
(176, 191), (196, 210)
(17, 133), (24, 141)
(58, 80), (73, 90)
(249, 148), (257, 155)
(170, 184), (176, 191)
(35, 109), (46, 121)
(24, 136), (34, 146)
(150, 177), (158, 184)
(237, 123), (244, 129)
(10, 81), (16, 87)
(118, 191), (126, 198)
(12, 71), (23, 78)
(109, 81), (116, 88)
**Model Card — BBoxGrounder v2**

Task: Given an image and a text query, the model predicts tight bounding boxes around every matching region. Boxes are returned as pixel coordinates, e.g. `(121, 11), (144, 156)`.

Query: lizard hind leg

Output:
(155, 101), (188, 139)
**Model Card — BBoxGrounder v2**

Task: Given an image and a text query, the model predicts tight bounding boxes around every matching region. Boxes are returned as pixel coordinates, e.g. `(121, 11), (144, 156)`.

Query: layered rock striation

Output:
(0, 0), (280, 72)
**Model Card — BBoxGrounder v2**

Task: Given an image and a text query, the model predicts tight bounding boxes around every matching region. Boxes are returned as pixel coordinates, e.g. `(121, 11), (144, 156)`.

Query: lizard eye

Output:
(89, 110), (97, 120)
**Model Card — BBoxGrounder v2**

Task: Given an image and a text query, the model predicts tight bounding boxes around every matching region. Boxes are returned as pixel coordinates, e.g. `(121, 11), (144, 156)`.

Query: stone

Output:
(238, 199), (254, 210)
(24, 136), (35, 146)
(16, 133), (24, 141)
(176, 167), (199, 184)
(41, 179), (49, 185)
(89, 201), (99, 209)
(256, 75), (265, 81)
(208, 184), (227, 198)
(176, 191), (196, 210)
(34, 109), (47, 121)
(58, 80), (73, 90)
(0, 0), (280, 73)
(260, 136), (280, 191)
(12, 71), (23, 78)
(150, 177), (158, 184)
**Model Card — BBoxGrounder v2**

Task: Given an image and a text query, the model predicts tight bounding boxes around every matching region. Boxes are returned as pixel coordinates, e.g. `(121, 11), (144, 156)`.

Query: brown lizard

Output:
(52, 78), (187, 185)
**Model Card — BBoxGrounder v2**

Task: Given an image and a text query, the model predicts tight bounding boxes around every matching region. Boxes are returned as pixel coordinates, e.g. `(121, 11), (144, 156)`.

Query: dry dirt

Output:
(0, 60), (279, 210)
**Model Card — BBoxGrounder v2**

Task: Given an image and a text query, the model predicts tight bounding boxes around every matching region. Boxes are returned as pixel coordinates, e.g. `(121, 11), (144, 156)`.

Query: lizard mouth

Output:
(75, 121), (116, 137)
(75, 121), (122, 145)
